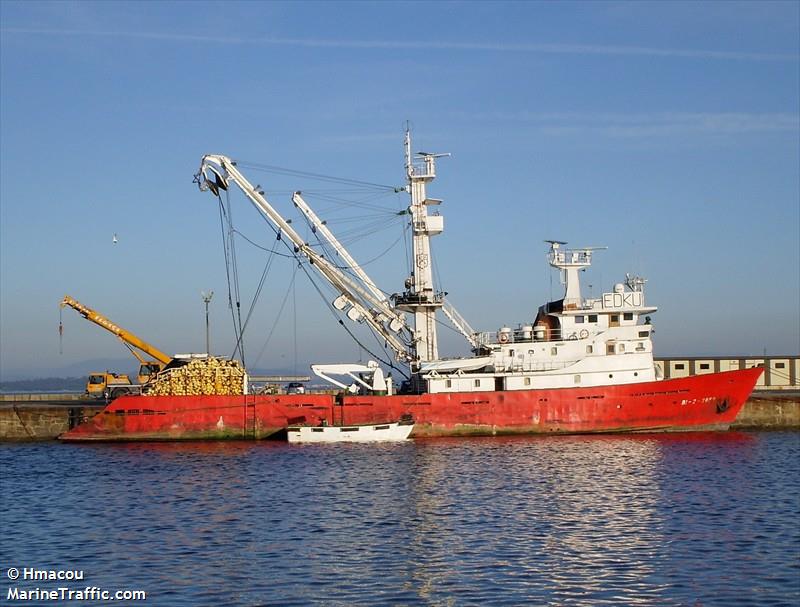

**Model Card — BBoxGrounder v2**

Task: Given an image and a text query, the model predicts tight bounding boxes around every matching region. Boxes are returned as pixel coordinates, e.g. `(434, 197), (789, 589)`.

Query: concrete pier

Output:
(0, 394), (105, 441)
(731, 392), (800, 429)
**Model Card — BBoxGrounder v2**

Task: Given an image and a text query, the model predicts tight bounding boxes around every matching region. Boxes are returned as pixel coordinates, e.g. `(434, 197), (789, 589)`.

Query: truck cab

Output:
(86, 372), (133, 399)
(138, 362), (163, 384)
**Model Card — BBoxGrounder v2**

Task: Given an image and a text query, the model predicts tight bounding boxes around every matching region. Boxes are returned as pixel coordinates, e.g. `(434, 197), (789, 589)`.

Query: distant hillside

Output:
(1, 357), (137, 382)
(0, 365), (309, 394)
(0, 376), (87, 393)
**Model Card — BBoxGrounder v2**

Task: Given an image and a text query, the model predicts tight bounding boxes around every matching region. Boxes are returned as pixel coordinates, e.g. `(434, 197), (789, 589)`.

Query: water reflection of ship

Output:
(402, 433), (756, 603)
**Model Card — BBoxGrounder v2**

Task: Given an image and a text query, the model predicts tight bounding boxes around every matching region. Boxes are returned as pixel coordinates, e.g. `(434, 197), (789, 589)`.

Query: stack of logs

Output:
(144, 357), (246, 396)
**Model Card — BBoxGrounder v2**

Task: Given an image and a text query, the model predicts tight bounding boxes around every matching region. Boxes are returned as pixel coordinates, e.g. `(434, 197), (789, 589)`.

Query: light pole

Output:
(201, 291), (214, 355)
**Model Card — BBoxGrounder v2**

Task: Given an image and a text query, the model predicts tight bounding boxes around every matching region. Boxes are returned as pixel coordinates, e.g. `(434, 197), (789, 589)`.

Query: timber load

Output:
(144, 357), (246, 396)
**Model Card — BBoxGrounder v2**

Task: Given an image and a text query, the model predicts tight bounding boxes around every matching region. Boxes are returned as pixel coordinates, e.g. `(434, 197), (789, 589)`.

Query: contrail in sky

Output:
(2, 28), (797, 62)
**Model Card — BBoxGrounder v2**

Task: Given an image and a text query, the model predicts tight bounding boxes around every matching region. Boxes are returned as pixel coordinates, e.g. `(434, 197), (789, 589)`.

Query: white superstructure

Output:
(421, 241), (659, 392)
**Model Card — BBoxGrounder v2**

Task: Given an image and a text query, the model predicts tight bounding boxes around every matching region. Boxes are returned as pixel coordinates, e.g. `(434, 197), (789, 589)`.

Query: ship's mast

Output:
(394, 129), (448, 368)
(547, 241), (607, 309)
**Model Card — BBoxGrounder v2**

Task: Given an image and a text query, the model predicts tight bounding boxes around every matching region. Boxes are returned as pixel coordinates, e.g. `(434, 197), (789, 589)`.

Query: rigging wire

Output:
(293, 269), (298, 375)
(324, 216), (405, 243)
(217, 196), (243, 360)
(304, 191), (402, 213)
(236, 160), (401, 192)
(290, 196), (406, 294)
(231, 229), (297, 257)
(431, 238), (444, 298)
(350, 233), (405, 273)
(284, 206), (412, 373)
(296, 259), (410, 380)
(366, 316), (400, 368)
(226, 191), (246, 365)
(233, 193), (410, 376)
(229, 232), (281, 362)
(310, 211), (403, 227)
(252, 264), (299, 370)
(402, 215), (411, 281)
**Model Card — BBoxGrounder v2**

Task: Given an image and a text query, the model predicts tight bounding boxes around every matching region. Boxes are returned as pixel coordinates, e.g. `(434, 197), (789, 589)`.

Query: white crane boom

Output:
(196, 154), (413, 362)
(441, 299), (479, 349)
(291, 192), (405, 332)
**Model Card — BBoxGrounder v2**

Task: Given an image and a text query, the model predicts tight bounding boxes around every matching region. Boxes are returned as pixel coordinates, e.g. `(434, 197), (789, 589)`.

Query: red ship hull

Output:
(59, 368), (762, 441)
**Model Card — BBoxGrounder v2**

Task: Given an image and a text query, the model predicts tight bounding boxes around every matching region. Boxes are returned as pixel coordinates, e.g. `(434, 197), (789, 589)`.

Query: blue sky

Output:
(1, 0), (798, 379)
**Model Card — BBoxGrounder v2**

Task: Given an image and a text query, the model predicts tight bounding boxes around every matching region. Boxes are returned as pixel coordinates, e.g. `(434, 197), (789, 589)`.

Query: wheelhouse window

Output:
(575, 316), (585, 324)
(588, 314), (598, 323)
(623, 312), (633, 321)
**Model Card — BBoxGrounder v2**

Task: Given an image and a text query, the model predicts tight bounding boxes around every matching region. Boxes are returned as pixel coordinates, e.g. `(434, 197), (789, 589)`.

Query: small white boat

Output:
(286, 420), (414, 443)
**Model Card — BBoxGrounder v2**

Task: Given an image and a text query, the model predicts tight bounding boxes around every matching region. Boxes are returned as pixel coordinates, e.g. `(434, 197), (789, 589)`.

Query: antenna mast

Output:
(393, 128), (449, 368)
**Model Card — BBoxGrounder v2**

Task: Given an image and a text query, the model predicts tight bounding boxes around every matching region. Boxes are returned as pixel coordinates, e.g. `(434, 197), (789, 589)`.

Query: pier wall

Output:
(731, 393), (800, 429)
(0, 395), (104, 441)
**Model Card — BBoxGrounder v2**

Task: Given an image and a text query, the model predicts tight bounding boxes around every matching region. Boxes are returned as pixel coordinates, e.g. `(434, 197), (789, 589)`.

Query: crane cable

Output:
(235, 160), (401, 193)
(296, 259), (410, 380)
(295, 192), (406, 297)
(251, 263), (299, 370)
(58, 307), (63, 355)
(229, 228), (282, 364)
(249, 204), (412, 375)
(218, 192), (246, 364)
(244, 202), (410, 378)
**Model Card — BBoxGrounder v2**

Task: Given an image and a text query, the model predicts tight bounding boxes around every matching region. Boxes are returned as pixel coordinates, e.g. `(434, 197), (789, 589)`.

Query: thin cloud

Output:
(462, 111), (800, 137)
(3, 28), (797, 62)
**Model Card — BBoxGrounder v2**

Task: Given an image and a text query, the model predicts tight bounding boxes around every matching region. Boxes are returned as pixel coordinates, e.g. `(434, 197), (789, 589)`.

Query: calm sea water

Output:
(1, 432), (798, 606)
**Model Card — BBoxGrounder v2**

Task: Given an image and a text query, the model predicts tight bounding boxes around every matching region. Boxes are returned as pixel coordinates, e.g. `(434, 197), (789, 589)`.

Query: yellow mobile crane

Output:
(60, 295), (173, 398)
